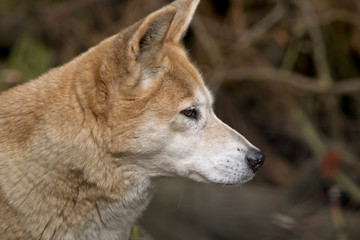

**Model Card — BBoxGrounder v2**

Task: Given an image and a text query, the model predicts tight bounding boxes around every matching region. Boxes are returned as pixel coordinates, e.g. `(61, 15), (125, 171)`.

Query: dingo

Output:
(0, 0), (265, 239)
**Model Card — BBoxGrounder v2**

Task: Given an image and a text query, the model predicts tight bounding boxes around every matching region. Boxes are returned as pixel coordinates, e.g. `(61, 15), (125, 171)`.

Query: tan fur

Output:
(0, 0), (264, 239)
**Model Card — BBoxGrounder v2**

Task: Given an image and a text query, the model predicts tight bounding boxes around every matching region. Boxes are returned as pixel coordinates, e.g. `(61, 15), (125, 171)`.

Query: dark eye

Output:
(181, 107), (198, 119)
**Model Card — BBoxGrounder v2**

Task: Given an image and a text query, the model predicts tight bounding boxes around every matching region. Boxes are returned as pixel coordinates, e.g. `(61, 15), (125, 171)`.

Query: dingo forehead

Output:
(162, 45), (213, 109)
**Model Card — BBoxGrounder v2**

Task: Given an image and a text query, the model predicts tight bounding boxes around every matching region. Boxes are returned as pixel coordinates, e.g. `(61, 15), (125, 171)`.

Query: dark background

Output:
(1, 0), (360, 239)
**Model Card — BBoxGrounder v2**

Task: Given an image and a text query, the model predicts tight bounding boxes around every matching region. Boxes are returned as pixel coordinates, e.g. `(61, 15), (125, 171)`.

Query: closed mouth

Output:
(188, 170), (210, 182)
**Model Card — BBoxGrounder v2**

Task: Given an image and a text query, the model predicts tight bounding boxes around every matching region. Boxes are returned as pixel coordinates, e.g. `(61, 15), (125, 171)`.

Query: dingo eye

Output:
(181, 107), (198, 119)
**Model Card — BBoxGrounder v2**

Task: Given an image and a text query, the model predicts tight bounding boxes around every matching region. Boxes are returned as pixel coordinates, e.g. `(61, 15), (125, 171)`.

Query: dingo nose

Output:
(246, 149), (265, 172)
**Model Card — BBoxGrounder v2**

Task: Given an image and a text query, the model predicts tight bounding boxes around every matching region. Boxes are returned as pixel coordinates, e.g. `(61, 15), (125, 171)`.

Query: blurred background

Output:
(1, 0), (360, 239)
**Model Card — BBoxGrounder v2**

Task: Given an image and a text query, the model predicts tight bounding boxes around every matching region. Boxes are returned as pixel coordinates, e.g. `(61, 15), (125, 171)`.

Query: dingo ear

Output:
(126, 5), (176, 70)
(97, 5), (176, 105)
(166, 0), (200, 43)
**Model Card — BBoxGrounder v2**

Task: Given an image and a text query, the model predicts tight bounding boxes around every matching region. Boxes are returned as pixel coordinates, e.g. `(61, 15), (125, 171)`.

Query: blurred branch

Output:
(335, 171), (360, 204)
(292, 0), (332, 85)
(328, 186), (349, 240)
(193, 15), (241, 41)
(236, 0), (288, 49)
(333, 141), (360, 171)
(191, 16), (227, 89)
(191, 0), (289, 86)
(195, 0), (288, 50)
(295, 9), (360, 31)
(192, 17), (224, 67)
(220, 68), (360, 95)
(289, 103), (326, 158)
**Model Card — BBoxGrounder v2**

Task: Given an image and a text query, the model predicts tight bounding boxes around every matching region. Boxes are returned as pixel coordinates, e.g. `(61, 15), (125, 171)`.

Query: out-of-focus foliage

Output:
(1, 0), (359, 239)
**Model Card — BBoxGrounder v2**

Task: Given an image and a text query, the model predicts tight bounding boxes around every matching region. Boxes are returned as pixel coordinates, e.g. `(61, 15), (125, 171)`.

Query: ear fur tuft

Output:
(96, 6), (176, 107)
(128, 6), (176, 64)
(97, 1), (201, 106)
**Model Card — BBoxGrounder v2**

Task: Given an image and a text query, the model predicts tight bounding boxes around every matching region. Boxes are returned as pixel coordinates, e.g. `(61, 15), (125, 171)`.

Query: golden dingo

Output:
(0, 0), (265, 239)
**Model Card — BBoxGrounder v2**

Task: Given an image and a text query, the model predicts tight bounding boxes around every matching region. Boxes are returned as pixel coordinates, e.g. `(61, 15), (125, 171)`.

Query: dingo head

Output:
(95, 0), (265, 185)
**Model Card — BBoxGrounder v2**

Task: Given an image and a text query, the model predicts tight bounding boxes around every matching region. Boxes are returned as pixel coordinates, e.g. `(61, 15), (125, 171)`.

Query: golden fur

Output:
(0, 0), (264, 239)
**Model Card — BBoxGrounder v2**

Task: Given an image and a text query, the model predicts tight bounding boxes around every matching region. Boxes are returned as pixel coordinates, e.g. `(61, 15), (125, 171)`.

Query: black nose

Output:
(246, 149), (265, 173)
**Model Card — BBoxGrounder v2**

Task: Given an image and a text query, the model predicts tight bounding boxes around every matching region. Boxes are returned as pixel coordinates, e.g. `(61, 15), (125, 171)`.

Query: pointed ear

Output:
(127, 5), (176, 69)
(96, 6), (176, 106)
(166, 0), (200, 43)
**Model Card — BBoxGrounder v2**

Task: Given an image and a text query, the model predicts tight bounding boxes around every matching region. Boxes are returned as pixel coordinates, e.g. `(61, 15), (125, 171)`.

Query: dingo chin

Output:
(0, 0), (265, 239)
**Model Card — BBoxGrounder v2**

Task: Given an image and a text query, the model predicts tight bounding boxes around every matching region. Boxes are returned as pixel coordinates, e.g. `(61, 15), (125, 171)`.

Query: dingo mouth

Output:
(188, 170), (210, 183)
